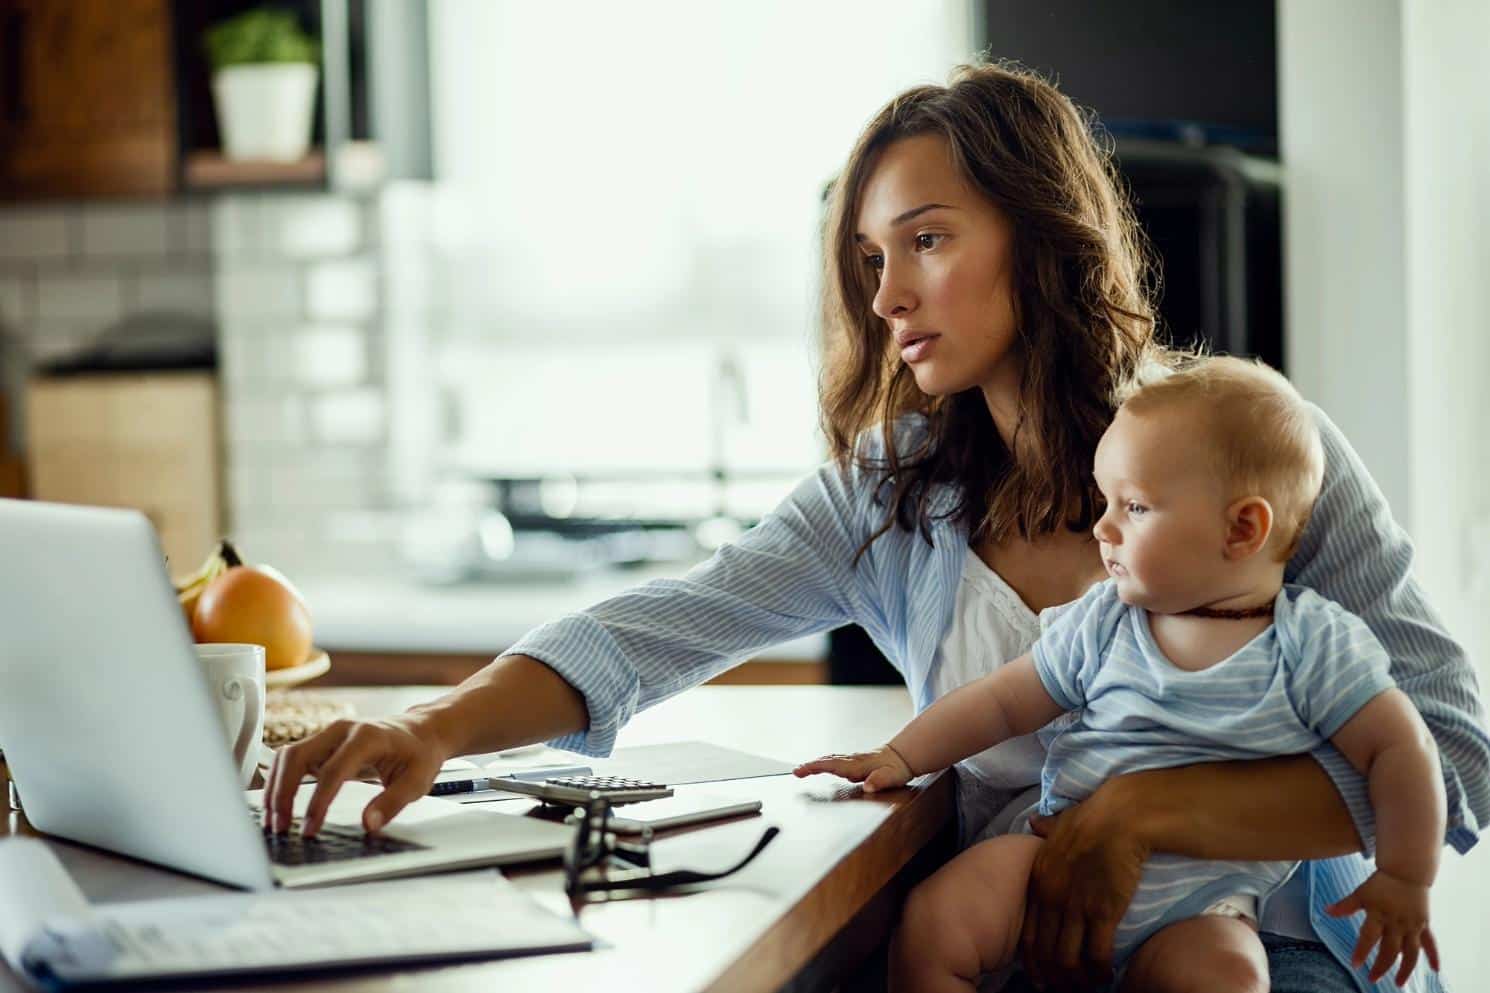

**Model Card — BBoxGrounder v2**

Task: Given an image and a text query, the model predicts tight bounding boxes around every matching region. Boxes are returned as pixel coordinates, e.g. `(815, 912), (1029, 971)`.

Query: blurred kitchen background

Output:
(1, 0), (1488, 977)
(2, 0), (1488, 676)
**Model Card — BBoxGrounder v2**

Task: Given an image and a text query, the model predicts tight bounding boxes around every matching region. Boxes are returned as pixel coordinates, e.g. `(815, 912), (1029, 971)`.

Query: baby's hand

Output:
(1326, 869), (1440, 986)
(793, 745), (913, 793)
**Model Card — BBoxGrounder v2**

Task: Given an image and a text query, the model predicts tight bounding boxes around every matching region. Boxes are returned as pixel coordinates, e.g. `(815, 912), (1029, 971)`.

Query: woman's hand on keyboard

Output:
(264, 715), (446, 838)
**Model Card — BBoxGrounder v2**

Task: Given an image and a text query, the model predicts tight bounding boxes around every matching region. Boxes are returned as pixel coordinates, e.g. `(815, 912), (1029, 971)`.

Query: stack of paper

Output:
(0, 838), (590, 988)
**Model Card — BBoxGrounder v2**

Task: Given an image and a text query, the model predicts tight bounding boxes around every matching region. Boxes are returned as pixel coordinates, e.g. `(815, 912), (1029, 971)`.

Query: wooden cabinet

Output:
(24, 372), (221, 571)
(0, 0), (177, 198)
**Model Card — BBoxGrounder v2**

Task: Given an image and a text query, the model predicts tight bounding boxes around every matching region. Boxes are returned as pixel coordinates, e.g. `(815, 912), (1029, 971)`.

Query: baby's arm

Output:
(1325, 688), (1446, 983)
(794, 654), (1066, 790)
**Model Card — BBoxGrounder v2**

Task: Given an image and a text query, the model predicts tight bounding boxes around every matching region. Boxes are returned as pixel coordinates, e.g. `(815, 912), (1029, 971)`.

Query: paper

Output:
(441, 741), (791, 799)
(591, 741), (794, 785)
(0, 838), (591, 986)
(0, 838), (96, 977)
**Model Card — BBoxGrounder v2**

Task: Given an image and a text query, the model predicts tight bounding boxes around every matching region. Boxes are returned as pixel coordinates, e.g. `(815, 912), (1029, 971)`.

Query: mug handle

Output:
(224, 675), (264, 786)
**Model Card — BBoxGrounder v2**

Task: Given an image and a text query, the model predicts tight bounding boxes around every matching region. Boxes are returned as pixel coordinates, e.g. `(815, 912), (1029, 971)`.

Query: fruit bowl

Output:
(264, 648), (331, 689)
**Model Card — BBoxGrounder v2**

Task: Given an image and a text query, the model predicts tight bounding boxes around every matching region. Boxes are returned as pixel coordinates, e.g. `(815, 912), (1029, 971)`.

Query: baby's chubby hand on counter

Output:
(793, 744), (914, 793)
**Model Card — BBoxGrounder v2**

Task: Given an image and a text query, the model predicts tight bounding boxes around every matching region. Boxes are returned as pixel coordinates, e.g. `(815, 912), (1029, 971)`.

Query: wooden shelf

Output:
(183, 149), (326, 190)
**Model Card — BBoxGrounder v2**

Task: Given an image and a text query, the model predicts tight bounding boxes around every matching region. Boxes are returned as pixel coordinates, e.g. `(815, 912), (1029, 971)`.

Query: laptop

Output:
(0, 499), (574, 890)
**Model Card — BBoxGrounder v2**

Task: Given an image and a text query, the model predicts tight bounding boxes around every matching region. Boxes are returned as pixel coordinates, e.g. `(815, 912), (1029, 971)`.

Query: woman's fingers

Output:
(300, 729), (379, 837)
(1034, 905), (1064, 988)
(1082, 912), (1117, 988)
(1052, 913), (1085, 989)
(363, 768), (435, 834)
(265, 721), (354, 834)
(1019, 900), (1045, 990)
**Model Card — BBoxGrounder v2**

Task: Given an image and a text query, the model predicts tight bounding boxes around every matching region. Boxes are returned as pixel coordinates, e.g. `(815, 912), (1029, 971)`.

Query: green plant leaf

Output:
(204, 7), (320, 71)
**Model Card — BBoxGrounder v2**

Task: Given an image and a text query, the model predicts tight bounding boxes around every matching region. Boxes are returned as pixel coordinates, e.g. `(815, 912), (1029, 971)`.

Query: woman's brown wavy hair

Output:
(820, 60), (1168, 558)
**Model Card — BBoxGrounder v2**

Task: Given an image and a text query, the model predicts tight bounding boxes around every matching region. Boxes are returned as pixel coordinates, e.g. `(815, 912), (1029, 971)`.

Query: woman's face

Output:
(853, 134), (1020, 402)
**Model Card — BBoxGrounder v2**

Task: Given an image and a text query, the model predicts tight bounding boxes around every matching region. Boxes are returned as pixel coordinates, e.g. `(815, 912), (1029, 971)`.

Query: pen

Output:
(428, 764), (595, 797)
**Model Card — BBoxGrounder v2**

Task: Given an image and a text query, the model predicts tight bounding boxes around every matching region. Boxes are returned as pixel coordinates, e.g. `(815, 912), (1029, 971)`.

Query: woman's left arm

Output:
(1020, 407), (1490, 991)
(1284, 406), (1489, 853)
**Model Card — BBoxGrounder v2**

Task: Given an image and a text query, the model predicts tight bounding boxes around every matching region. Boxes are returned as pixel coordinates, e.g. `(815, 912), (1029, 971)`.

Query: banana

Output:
(174, 539), (247, 627)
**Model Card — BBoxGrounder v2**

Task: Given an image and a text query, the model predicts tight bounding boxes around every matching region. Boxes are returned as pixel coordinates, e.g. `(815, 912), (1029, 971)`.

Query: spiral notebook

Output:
(0, 838), (591, 989)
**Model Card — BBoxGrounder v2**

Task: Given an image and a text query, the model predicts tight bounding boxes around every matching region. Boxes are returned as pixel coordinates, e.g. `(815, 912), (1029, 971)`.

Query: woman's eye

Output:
(914, 233), (942, 251)
(862, 253), (884, 273)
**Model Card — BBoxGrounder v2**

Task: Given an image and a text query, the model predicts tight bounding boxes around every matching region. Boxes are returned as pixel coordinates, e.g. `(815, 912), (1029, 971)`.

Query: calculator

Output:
(488, 775), (674, 806)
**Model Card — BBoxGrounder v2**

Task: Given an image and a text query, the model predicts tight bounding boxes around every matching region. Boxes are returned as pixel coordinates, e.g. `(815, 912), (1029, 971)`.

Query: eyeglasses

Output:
(562, 794), (779, 898)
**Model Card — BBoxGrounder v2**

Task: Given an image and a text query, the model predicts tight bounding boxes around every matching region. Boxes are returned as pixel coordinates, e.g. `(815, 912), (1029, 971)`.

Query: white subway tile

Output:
(265, 453), (382, 510)
(305, 258), (378, 322)
(224, 394), (307, 446)
(178, 200), (214, 259)
(0, 274), (35, 326)
(225, 460), (266, 516)
(265, 196), (363, 258)
(214, 267), (301, 320)
(0, 207), (72, 261)
(130, 269), (215, 316)
(210, 196), (263, 259)
(218, 327), (289, 384)
(35, 273), (124, 323)
(79, 204), (172, 257)
(219, 519), (319, 577)
(308, 387), (384, 444)
(25, 330), (95, 365)
(293, 325), (367, 387)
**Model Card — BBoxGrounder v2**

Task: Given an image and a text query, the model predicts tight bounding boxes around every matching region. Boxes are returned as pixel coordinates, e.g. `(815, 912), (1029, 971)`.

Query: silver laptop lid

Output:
(0, 499), (274, 890)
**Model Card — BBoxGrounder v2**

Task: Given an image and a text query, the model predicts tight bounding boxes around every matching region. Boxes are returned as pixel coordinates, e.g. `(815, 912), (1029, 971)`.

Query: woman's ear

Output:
(1223, 496), (1274, 561)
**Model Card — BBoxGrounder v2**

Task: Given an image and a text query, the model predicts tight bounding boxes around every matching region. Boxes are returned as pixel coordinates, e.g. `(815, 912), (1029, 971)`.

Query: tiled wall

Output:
(0, 194), (396, 577)
(0, 202), (215, 454)
(211, 193), (394, 577)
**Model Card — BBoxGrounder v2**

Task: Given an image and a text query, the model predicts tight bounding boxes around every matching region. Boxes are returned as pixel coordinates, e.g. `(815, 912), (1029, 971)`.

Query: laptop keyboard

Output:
(249, 808), (428, 866)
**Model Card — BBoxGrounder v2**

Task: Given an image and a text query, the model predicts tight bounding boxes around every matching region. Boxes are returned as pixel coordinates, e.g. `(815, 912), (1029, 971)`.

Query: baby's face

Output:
(1092, 406), (1231, 612)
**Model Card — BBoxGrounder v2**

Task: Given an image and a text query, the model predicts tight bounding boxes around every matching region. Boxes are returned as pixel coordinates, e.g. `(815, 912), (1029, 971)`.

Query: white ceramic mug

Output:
(196, 643), (266, 788)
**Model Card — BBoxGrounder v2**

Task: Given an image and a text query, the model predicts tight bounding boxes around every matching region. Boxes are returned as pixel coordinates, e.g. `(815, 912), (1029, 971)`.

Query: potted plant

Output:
(204, 8), (321, 161)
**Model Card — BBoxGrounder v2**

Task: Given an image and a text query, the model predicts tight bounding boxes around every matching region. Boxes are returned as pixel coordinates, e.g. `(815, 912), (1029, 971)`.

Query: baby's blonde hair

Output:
(1121, 356), (1324, 561)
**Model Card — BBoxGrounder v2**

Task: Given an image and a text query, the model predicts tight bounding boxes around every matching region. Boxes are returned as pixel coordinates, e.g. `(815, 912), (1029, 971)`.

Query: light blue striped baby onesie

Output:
(1030, 578), (1397, 962)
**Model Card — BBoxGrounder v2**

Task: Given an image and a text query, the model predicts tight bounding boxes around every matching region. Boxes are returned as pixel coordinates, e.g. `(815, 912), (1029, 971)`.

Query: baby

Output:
(797, 357), (1445, 993)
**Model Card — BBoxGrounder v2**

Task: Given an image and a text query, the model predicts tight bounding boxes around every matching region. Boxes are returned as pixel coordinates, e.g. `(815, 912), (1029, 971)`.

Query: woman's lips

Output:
(900, 335), (938, 362)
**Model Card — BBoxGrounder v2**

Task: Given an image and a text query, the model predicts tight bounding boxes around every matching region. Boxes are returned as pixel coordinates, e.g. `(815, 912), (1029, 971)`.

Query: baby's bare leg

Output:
(1119, 915), (1269, 993)
(889, 834), (1043, 993)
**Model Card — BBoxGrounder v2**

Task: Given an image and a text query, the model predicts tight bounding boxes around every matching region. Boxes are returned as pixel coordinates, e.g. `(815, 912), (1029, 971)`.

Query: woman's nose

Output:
(871, 263), (915, 321)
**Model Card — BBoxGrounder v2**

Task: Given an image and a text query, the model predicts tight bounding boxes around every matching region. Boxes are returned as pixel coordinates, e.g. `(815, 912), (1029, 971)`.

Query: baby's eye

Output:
(1126, 501), (1148, 517)
(914, 233), (943, 251)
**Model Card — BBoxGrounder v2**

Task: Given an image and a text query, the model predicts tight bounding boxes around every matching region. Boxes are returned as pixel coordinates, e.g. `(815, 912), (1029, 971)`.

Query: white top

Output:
(931, 549), (1315, 941)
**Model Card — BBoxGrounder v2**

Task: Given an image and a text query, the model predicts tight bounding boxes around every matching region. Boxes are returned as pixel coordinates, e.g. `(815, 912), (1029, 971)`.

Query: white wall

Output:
(1280, 0), (1490, 983)
(1278, 0), (1410, 518)
(1402, 0), (1490, 687)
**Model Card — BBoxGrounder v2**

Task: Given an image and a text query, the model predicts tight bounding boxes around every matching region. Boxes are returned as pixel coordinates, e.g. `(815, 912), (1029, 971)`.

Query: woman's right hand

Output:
(792, 745), (914, 793)
(263, 713), (449, 838)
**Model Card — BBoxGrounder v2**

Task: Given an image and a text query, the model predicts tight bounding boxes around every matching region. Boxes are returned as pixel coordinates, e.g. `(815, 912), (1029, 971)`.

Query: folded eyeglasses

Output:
(562, 793), (779, 898)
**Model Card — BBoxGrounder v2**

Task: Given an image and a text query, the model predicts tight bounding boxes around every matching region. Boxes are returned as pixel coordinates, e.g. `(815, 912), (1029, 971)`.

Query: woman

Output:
(267, 63), (1488, 992)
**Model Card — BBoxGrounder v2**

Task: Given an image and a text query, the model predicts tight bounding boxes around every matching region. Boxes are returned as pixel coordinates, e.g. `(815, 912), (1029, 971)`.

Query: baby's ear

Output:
(1223, 496), (1274, 560)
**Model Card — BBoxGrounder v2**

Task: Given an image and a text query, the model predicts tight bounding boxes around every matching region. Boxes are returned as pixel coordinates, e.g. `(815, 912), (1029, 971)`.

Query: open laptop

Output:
(0, 499), (573, 890)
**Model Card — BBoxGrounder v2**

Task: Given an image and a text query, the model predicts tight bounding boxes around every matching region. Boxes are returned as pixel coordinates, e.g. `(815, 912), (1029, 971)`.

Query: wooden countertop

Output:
(2, 686), (953, 993)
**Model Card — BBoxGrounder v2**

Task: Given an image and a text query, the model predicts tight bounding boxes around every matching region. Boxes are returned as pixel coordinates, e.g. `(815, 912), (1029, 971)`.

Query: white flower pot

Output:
(211, 63), (318, 161)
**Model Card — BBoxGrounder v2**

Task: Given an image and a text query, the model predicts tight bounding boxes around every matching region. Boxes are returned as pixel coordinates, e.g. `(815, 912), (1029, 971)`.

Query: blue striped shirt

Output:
(506, 406), (1489, 993)
(1030, 579), (1397, 960)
